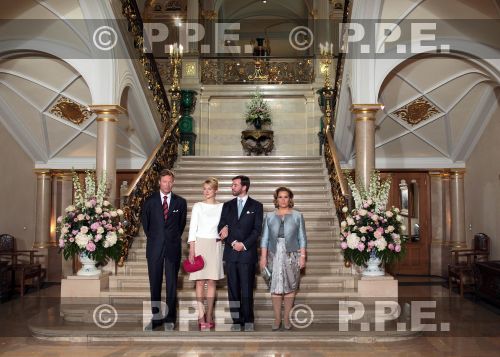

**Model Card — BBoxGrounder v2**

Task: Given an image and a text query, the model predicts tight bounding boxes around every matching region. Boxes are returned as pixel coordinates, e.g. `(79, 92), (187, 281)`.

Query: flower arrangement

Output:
(57, 171), (124, 264)
(244, 90), (272, 129)
(340, 172), (407, 267)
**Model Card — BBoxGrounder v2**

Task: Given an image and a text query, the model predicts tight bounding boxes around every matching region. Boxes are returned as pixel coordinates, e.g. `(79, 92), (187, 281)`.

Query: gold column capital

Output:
(450, 169), (466, 178)
(351, 104), (384, 121)
(89, 105), (127, 122)
(34, 169), (51, 176)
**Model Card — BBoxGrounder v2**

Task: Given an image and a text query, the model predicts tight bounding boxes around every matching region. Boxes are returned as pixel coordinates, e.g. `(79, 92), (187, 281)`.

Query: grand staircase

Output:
(101, 156), (357, 328)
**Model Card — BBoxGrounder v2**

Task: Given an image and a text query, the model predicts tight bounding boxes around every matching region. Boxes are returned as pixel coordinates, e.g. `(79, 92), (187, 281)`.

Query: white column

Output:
(33, 170), (52, 249)
(89, 105), (126, 206)
(351, 104), (383, 189)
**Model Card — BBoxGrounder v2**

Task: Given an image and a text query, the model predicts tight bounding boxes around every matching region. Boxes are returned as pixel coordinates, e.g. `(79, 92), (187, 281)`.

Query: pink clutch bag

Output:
(182, 255), (205, 273)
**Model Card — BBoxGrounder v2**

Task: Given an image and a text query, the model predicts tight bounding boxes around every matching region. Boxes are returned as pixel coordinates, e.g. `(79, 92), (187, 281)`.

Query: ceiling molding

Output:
(0, 95), (47, 162)
(376, 0), (426, 53)
(34, 0), (91, 53)
(452, 86), (496, 161)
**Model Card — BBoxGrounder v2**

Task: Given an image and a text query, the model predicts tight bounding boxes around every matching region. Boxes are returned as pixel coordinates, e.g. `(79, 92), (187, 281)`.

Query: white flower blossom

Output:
(75, 232), (91, 248)
(80, 226), (89, 234)
(359, 209), (367, 216)
(347, 217), (355, 226)
(117, 209), (124, 216)
(346, 233), (361, 249)
(103, 231), (118, 248)
(374, 237), (388, 251)
(77, 214), (85, 221)
(65, 205), (75, 212)
(110, 211), (118, 218)
(341, 221), (347, 228)
(396, 215), (402, 222)
(95, 207), (103, 214)
(97, 226), (104, 234)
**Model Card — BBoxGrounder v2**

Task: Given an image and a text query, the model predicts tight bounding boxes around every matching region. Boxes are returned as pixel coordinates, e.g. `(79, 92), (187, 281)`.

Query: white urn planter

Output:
(77, 252), (101, 276)
(362, 251), (385, 276)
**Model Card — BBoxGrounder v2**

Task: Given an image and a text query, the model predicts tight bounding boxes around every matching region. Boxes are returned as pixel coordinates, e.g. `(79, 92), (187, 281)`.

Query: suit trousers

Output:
(147, 253), (180, 324)
(226, 261), (255, 325)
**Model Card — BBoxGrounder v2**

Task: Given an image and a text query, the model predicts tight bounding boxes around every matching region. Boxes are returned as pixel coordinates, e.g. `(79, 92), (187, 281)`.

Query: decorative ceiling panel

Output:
(49, 95), (93, 125)
(391, 96), (441, 126)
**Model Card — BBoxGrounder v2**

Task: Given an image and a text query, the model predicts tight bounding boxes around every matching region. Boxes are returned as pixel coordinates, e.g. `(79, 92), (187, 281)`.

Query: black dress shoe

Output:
(144, 320), (163, 331)
(230, 324), (241, 331)
(164, 322), (175, 331)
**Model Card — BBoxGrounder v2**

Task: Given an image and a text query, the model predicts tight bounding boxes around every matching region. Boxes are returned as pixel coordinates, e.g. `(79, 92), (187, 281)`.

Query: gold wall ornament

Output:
(49, 96), (93, 125)
(201, 9), (217, 20)
(392, 96), (441, 125)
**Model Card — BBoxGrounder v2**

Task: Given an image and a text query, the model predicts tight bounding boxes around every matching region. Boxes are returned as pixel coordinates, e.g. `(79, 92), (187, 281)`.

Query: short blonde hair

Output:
(273, 186), (294, 208)
(203, 177), (219, 190)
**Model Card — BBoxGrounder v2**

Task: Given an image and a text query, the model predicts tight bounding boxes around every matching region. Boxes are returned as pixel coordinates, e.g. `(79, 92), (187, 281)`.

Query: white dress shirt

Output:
(160, 191), (171, 206)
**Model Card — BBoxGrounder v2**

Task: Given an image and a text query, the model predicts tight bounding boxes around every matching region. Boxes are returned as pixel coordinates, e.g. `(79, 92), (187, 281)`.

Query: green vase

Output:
(179, 90), (198, 133)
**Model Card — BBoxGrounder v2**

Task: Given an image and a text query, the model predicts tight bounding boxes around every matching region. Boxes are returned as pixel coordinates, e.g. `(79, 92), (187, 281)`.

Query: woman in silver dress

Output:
(260, 187), (307, 330)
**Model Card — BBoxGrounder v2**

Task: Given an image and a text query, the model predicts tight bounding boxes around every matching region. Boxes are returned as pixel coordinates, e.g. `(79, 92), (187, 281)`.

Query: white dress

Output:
(187, 202), (224, 280)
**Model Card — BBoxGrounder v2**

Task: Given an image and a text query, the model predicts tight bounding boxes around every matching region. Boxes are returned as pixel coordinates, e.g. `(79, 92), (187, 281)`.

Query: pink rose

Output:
(58, 239), (65, 248)
(357, 243), (365, 251)
(388, 243), (395, 250)
(90, 222), (100, 231)
(95, 234), (103, 241)
(86, 241), (96, 252)
(57, 216), (63, 223)
(69, 237), (75, 242)
(340, 242), (348, 249)
(395, 244), (401, 252)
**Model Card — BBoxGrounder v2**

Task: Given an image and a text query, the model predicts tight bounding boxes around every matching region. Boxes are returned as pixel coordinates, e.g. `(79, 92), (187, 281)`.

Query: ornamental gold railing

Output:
(319, 0), (352, 223)
(121, 0), (172, 127)
(118, 0), (182, 266)
(200, 57), (314, 84)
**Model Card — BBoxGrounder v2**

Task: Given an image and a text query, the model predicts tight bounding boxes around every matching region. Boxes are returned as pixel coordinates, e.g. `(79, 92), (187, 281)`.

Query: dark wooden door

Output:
(383, 172), (431, 275)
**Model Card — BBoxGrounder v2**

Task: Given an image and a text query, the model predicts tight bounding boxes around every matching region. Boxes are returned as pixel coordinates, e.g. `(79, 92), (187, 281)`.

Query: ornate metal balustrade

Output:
(119, 0), (181, 266)
(318, 0), (352, 223)
(200, 57), (314, 85)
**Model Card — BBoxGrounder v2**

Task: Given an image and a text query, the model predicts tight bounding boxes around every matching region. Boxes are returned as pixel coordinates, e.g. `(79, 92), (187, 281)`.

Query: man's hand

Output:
(219, 225), (228, 240)
(233, 242), (245, 252)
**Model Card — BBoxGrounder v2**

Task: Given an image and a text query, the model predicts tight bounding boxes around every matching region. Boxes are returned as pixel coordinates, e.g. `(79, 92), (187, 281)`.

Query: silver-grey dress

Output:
(268, 216), (300, 294)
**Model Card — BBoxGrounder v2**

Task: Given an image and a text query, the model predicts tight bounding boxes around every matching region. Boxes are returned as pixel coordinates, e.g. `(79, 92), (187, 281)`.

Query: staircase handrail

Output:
(117, 0), (182, 266)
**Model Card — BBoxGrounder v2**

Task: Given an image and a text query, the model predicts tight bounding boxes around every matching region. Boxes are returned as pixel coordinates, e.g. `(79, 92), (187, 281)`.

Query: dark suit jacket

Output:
(141, 191), (187, 263)
(218, 197), (263, 264)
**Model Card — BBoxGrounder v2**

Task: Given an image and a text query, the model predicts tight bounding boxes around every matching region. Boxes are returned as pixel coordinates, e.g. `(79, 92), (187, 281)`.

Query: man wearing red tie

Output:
(141, 169), (187, 331)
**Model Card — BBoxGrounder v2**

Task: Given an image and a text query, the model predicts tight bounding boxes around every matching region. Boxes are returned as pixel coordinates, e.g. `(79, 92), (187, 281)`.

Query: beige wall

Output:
(0, 122), (37, 250)
(464, 102), (500, 260)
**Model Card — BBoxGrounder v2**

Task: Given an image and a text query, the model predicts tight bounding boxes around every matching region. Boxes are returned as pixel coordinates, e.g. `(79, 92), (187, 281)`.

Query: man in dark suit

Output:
(141, 169), (187, 331)
(218, 175), (263, 331)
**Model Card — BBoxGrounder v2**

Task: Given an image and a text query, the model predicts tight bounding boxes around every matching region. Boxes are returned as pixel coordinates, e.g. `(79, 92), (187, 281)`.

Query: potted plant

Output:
(245, 90), (272, 130)
(57, 171), (124, 276)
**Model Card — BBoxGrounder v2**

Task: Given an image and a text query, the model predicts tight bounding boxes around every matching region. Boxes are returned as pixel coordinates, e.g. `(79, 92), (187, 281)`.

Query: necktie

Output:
(237, 198), (243, 218)
(163, 195), (169, 221)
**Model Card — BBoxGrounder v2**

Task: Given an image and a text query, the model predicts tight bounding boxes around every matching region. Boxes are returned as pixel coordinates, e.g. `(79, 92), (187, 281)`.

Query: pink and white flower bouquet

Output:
(57, 171), (124, 263)
(340, 172), (407, 266)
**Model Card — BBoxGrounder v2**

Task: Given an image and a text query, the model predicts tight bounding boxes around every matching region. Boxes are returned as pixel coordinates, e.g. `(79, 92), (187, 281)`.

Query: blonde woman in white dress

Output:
(188, 177), (224, 331)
